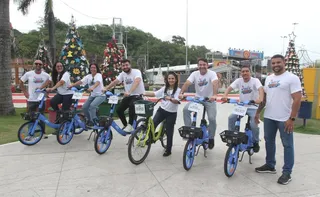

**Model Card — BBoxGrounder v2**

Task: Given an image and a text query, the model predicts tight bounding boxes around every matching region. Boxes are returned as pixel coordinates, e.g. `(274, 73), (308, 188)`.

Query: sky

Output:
(9, 0), (320, 63)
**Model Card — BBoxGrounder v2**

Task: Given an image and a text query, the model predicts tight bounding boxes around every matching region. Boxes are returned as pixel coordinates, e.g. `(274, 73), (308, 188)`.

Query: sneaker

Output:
(209, 138), (215, 149)
(163, 151), (171, 157)
(255, 164), (276, 174)
(278, 173), (292, 185)
(253, 142), (260, 153)
(123, 124), (133, 132)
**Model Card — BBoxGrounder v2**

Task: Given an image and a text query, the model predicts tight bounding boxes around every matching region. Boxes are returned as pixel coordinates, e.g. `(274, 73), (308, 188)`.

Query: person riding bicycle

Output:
(46, 62), (74, 128)
(222, 65), (264, 153)
(19, 60), (52, 135)
(103, 59), (145, 132)
(179, 58), (219, 149)
(144, 72), (181, 157)
(69, 63), (106, 126)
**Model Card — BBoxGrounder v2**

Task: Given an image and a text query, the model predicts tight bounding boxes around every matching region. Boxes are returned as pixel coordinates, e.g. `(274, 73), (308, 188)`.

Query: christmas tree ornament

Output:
(70, 44), (76, 48)
(67, 51), (73, 57)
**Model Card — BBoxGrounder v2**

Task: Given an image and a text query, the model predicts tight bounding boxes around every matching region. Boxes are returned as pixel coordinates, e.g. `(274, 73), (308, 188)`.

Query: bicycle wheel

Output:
(94, 129), (113, 155)
(74, 114), (85, 135)
(224, 145), (239, 177)
(183, 139), (195, 171)
(159, 122), (167, 149)
(18, 121), (44, 146)
(128, 125), (151, 165)
(57, 120), (74, 145)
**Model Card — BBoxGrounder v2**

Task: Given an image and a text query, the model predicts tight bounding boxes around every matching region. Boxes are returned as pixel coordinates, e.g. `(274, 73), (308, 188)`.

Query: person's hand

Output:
(46, 88), (53, 92)
(285, 119), (294, 133)
(23, 91), (29, 99)
(254, 113), (260, 124)
(87, 88), (93, 92)
(124, 92), (130, 97)
(210, 95), (217, 102)
(102, 88), (108, 93)
(165, 96), (171, 101)
(221, 96), (228, 102)
(67, 85), (73, 89)
(178, 93), (184, 100)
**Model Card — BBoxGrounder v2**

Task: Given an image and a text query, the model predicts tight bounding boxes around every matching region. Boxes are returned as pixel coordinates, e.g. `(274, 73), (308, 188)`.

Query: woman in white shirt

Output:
(144, 72), (181, 156)
(69, 64), (106, 126)
(47, 62), (74, 122)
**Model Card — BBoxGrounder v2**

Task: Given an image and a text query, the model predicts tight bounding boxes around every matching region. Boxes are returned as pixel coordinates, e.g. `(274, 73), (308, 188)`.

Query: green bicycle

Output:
(127, 98), (168, 165)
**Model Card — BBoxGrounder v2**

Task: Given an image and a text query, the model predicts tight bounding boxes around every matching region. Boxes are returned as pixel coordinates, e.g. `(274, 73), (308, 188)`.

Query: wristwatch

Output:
(289, 117), (296, 121)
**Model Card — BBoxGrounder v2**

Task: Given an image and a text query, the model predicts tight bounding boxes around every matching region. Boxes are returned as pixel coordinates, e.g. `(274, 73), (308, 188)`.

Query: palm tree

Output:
(15, 0), (56, 64)
(0, 0), (15, 115)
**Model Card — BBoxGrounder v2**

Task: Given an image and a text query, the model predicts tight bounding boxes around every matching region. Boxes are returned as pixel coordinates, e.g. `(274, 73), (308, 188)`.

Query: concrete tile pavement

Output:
(1, 103), (320, 197)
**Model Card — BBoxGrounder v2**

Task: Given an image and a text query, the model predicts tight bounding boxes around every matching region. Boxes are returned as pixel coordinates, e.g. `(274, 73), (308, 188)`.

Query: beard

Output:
(272, 66), (284, 73)
(123, 68), (131, 73)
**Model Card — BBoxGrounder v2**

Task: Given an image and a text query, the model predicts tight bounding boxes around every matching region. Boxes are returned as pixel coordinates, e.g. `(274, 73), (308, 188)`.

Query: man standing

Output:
(222, 65), (264, 152)
(179, 58), (218, 149)
(255, 54), (302, 185)
(20, 60), (52, 134)
(104, 59), (145, 132)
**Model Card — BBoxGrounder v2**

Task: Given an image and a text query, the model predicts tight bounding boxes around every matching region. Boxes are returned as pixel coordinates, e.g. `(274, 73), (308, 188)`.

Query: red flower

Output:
(102, 74), (107, 79)
(107, 71), (113, 75)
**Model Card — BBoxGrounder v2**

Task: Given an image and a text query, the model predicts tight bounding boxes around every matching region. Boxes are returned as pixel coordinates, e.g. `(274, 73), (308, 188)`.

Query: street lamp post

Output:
(146, 40), (149, 69)
(125, 30), (128, 56)
(186, 0), (189, 73)
(281, 36), (287, 55)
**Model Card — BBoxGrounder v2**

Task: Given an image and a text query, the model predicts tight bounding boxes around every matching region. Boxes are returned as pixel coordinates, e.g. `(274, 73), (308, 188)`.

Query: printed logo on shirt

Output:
(125, 77), (133, 85)
(33, 77), (44, 83)
(197, 78), (208, 87)
(241, 86), (253, 94)
(268, 80), (280, 88)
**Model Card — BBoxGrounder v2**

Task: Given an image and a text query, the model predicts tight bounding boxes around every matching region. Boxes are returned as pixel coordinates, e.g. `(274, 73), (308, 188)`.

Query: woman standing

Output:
(144, 72), (181, 156)
(69, 63), (105, 126)
(47, 62), (73, 122)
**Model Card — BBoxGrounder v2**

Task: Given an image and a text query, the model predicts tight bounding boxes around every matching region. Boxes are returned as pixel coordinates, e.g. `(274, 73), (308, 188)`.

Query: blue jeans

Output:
(264, 118), (294, 174)
(228, 108), (260, 143)
(83, 95), (106, 122)
(183, 101), (217, 138)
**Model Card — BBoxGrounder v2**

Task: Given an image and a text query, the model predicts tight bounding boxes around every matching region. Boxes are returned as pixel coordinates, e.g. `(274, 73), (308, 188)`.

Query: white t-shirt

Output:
(116, 69), (145, 95)
(230, 77), (262, 109)
(57, 72), (73, 95)
(155, 87), (181, 113)
(20, 71), (51, 102)
(264, 71), (302, 121)
(187, 70), (218, 97)
(81, 73), (104, 97)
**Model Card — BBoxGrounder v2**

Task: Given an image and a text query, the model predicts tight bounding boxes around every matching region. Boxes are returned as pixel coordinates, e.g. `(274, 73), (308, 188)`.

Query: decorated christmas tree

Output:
(100, 37), (124, 86)
(284, 32), (306, 98)
(59, 16), (89, 82)
(34, 40), (52, 74)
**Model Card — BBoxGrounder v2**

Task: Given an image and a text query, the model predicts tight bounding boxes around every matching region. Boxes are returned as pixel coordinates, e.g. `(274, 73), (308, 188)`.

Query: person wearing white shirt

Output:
(222, 65), (264, 153)
(46, 62), (74, 124)
(254, 54), (302, 185)
(179, 58), (219, 149)
(19, 60), (52, 134)
(69, 64), (106, 126)
(104, 59), (145, 132)
(144, 72), (181, 156)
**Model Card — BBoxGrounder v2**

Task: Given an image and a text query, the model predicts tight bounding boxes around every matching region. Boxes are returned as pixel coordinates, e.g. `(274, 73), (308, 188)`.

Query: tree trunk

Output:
(0, 0), (15, 115)
(48, 11), (56, 64)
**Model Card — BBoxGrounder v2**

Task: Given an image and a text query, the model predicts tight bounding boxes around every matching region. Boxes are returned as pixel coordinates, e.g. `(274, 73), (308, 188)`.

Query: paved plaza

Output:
(1, 103), (320, 197)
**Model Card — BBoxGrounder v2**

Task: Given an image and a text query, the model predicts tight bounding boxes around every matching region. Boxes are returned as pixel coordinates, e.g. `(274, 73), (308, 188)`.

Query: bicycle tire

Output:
(183, 139), (195, 171)
(128, 126), (151, 165)
(94, 129), (113, 155)
(57, 120), (74, 145)
(224, 145), (239, 177)
(17, 121), (44, 146)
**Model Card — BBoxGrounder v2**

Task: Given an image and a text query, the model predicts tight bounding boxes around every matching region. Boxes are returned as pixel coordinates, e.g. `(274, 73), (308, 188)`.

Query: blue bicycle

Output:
(56, 87), (87, 145)
(179, 96), (210, 171)
(219, 98), (257, 177)
(18, 89), (61, 146)
(94, 91), (141, 155)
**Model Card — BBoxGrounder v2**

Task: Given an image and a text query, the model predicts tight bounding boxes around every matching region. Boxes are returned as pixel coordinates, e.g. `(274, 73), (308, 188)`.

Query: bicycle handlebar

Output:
(185, 96), (210, 103)
(222, 98), (258, 106)
(105, 91), (124, 97)
(35, 89), (46, 93)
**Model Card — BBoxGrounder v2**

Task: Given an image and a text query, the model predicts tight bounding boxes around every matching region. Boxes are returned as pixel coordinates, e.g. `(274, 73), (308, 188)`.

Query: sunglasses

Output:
(35, 63), (43, 66)
(90, 78), (95, 85)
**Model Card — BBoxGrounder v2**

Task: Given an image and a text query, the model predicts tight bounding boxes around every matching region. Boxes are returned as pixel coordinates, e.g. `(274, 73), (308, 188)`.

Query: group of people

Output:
(20, 54), (301, 185)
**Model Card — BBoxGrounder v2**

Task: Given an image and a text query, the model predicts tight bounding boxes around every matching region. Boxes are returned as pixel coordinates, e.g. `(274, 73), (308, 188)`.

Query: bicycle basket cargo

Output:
(134, 100), (154, 117)
(220, 130), (248, 145)
(178, 126), (203, 139)
(60, 110), (74, 121)
(20, 112), (40, 121)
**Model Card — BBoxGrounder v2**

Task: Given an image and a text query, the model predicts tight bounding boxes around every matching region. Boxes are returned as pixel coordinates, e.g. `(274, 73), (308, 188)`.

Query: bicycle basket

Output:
(20, 112), (40, 121)
(178, 126), (203, 139)
(60, 110), (74, 121)
(134, 100), (154, 117)
(219, 130), (248, 145)
(99, 116), (111, 127)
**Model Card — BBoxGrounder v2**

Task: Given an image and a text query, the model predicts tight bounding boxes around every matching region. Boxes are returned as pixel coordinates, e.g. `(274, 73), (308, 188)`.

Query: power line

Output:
(58, 0), (113, 20)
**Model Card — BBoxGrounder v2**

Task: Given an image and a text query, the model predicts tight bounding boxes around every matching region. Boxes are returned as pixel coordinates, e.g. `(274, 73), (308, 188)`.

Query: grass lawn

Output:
(259, 109), (320, 135)
(0, 108), (57, 145)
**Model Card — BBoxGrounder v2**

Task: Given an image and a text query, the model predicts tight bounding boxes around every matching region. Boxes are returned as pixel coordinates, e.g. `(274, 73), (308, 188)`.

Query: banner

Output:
(228, 49), (264, 59)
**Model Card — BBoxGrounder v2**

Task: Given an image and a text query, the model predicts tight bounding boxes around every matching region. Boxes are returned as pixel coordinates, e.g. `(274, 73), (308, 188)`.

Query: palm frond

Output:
(14, 0), (36, 15)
